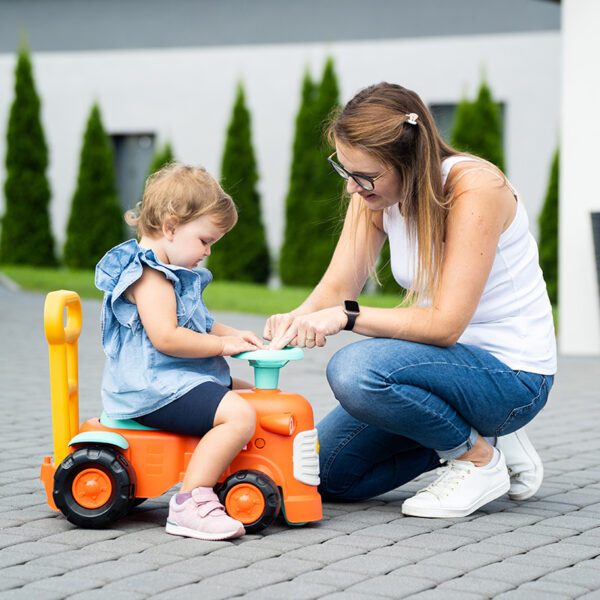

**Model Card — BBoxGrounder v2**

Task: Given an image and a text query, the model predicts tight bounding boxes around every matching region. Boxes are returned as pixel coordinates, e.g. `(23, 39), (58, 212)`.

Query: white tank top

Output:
(382, 156), (557, 375)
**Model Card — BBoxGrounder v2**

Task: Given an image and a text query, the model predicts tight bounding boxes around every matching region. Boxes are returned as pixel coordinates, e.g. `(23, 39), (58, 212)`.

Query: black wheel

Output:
(53, 445), (135, 528)
(217, 469), (281, 534)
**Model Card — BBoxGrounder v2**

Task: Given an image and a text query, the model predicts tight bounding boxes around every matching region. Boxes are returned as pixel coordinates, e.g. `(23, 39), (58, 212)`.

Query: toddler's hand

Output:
(219, 336), (262, 356)
(234, 329), (264, 349)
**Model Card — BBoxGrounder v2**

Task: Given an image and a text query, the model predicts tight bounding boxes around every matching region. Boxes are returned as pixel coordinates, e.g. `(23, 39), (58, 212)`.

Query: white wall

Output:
(0, 32), (560, 266)
(560, 0), (600, 355)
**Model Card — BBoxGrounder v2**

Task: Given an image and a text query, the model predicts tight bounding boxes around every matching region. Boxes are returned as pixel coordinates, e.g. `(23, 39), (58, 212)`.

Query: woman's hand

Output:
(266, 306), (348, 350)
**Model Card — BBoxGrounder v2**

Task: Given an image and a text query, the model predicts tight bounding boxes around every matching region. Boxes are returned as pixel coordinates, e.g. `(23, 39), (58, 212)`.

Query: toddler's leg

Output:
(181, 391), (256, 491)
(167, 392), (255, 541)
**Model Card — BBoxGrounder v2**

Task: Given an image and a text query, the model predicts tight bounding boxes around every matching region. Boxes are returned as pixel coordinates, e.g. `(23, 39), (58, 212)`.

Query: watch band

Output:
(343, 300), (360, 331)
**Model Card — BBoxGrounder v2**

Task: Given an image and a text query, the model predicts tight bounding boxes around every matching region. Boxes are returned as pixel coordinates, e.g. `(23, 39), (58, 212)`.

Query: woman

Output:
(265, 82), (556, 518)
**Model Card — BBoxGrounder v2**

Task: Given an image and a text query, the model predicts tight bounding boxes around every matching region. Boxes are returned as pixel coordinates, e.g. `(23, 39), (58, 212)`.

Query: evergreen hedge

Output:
(280, 58), (342, 286)
(1, 40), (56, 266)
(451, 79), (505, 171)
(208, 82), (270, 283)
(63, 103), (123, 268)
(538, 149), (559, 306)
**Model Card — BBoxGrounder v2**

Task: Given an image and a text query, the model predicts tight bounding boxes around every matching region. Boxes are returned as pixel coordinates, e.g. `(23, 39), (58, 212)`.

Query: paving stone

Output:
(201, 566), (291, 592)
(390, 563), (464, 584)
(419, 549), (499, 571)
(495, 589), (572, 599)
(438, 575), (515, 596)
(480, 530), (558, 550)
(342, 522), (428, 542)
(347, 573), (434, 597)
(285, 541), (364, 563)
(400, 532), (474, 552)
(241, 580), (337, 599)
(157, 554), (247, 577)
(293, 568), (368, 588)
(324, 552), (412, 575)
(517, 579), (591, 597)
(540, 565), (600, 590)
(103, 569), (200, 594)
(0, 577), (28, 592)
(409, 590), (486, 600)
(68, 591), (146, 600)
(0, 587), (66, 600)
(324, 534), (395, 551)
(249, 556), (322, 577)
(26, 574), (104, 595)
(468, 561), (564, 585)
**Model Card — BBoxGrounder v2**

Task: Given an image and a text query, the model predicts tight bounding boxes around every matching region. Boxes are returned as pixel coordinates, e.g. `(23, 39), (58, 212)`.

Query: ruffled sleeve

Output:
(95, 240), (204, 356)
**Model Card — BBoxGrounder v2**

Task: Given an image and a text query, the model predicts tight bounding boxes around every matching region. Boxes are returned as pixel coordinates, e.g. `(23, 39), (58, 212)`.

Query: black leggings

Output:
(133, 380), (231, 436)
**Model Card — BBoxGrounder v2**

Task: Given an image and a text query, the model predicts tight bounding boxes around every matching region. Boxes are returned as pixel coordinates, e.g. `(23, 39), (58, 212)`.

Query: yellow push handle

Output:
(44, 290), (82, 465)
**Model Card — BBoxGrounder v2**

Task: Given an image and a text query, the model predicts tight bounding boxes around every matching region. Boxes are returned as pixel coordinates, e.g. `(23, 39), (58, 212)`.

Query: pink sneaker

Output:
(165, 487), (245, 540)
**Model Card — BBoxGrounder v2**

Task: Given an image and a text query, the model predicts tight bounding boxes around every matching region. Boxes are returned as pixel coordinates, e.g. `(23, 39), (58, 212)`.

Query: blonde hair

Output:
(125, 163), (237, 237)
(328, 82), (481, 305)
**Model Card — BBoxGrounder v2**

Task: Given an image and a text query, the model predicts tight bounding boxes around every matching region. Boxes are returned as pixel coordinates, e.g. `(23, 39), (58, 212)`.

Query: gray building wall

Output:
(0, 0), (560, 53)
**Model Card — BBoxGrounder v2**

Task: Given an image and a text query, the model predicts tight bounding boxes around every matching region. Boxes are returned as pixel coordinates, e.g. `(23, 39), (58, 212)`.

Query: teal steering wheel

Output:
(233, 347), (304, 389)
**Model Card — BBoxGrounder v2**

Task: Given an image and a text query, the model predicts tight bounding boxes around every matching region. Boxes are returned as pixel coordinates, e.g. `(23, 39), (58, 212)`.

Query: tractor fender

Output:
(68, 432), (129, 450)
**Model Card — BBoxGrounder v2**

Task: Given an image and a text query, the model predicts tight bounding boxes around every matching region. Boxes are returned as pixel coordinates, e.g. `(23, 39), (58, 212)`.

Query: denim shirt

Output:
(95, 239), (230, 419)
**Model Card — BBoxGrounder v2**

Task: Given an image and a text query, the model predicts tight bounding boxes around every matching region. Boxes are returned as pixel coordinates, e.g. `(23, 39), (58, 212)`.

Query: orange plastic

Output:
(225, 483), (266, 524)
(72, 468), (113, 509)
(41, 290), (322, 527)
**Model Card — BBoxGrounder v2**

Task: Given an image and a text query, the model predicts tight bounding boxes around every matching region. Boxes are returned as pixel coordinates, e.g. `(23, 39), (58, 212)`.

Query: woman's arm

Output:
(270, 167), (516, 349)
(346, 168), (517, 346)
(130, 266), (260, 357)
(265, 195), (386, 346)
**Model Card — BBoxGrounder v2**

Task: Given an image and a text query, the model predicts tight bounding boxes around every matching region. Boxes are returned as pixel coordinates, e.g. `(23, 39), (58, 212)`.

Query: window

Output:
(111, 134), (155, 212)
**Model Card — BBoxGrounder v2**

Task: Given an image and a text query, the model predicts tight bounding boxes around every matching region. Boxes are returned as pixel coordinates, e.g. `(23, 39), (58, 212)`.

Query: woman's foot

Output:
(166, 487), (245, 540)
(401, 451), (510, 518)
(495, 429), (543, 501)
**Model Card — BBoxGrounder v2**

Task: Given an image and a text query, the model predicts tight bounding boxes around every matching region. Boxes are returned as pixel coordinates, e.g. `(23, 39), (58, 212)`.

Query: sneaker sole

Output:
(506, 430), (544, 501)
(165, 521), (245, 541)
(401, 478), (510, 519)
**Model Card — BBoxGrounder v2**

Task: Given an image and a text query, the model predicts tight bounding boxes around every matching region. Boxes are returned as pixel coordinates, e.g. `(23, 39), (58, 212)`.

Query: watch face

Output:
(344, 300), (359, 313)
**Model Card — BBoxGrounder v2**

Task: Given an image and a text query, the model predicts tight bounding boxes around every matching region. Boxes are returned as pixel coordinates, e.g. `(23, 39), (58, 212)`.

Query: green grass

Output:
(0, 265), (402, 315)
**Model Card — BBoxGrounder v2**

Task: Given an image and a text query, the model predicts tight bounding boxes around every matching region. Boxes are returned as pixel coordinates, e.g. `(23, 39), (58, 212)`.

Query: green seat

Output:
(100, 411), (159, 431)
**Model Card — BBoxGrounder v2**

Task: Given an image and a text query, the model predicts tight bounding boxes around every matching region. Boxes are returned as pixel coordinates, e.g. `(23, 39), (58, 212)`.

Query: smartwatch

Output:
(343, 300), (360, 331)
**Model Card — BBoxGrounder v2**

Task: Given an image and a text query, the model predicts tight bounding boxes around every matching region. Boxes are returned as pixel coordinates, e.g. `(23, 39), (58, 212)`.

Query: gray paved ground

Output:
(1, 283), (600, 599)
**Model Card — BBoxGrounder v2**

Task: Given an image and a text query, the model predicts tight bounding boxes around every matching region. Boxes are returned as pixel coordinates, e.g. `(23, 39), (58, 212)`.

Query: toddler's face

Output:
(164, 214), (225, 269)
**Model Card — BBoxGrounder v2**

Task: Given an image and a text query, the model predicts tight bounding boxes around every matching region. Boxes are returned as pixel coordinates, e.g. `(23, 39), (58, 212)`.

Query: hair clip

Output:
(405, 113), (419, 125)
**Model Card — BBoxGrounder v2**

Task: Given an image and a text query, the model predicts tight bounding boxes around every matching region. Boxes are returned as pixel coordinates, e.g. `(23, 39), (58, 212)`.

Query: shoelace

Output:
(418, 459), (473, 500)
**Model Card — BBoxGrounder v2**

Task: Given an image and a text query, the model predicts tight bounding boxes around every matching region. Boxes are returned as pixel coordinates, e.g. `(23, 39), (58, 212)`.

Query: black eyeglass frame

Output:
(327, 152), (393, 191)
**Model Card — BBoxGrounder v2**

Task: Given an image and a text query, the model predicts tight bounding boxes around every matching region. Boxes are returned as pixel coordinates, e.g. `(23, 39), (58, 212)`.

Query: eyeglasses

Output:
(327, 152), (393, 191)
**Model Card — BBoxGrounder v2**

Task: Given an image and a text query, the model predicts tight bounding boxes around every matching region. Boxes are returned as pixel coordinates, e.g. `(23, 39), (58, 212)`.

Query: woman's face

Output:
(335, 142), (402, 210)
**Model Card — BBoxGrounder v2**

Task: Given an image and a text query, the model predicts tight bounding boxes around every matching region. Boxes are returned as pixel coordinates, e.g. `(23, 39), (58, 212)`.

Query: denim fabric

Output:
(317, 338), (553, 501)
(95, 239), (230, 419)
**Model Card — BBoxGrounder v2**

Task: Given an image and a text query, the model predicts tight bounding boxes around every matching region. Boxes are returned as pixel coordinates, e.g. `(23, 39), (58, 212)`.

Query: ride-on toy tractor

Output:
(40, 290), (322, 533)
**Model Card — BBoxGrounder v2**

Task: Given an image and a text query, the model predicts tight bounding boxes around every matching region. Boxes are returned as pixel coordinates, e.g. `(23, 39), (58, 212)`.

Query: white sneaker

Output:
(401, 451), (510, 518)
(495, 429), (543, 501)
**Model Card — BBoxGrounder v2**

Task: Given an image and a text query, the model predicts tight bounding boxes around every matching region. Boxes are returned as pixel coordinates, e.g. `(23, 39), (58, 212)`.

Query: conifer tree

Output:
(148, 141), (174, 175)
(279, 69), (318, 285)
(63, 103), (123, 268)
(280, 58), (342, 286)
(1, 39), (56, 265)
(538, 149), (559, 306)
(208, 82), (270, 283)
(451, 78), (505, 171)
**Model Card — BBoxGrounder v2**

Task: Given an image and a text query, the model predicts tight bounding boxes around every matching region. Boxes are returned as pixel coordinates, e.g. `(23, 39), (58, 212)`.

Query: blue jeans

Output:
(317, 338), (553, 501)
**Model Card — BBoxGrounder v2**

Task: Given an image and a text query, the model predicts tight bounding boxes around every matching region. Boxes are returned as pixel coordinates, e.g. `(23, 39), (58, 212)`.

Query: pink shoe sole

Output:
(165, 520), (245, 541)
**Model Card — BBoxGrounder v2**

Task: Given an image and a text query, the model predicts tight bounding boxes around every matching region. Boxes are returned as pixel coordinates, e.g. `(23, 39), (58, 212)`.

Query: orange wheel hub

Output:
(225, 484), (265, 524)
(72, 468), (113, 509)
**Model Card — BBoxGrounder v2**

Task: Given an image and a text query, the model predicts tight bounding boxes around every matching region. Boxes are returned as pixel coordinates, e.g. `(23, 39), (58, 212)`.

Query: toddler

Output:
(95, 163), (263, 540)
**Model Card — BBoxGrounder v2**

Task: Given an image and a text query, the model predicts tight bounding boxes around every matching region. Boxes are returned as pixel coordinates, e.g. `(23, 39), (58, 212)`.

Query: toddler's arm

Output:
(129, 266), (259, 358)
